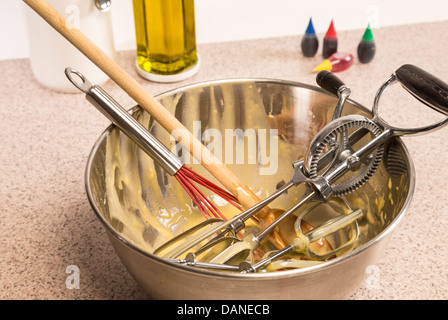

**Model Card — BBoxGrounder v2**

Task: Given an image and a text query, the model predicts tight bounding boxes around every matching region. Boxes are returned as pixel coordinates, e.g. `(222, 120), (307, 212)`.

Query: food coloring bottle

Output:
(313, 52), (354, 72)
(323, 20), (337, 59)
(357, 24), (376, 63)
(301, 18), (319, 57)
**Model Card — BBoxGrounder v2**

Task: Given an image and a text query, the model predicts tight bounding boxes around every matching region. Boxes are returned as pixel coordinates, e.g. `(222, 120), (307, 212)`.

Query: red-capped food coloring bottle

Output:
(313, 52), (354, 72)
(323, 20), (337, 58)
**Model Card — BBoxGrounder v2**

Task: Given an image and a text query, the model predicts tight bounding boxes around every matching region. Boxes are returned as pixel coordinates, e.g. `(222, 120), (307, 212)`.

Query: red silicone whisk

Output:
(65, 68), (241, 220)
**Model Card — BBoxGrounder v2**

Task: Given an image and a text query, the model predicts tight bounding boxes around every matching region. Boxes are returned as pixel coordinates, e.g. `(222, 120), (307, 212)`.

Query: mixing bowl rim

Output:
(84, 77), (416, 279)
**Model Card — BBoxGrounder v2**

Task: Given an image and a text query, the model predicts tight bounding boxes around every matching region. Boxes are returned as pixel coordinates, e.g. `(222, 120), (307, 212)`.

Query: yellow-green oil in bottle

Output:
(133, 0), (198, 76)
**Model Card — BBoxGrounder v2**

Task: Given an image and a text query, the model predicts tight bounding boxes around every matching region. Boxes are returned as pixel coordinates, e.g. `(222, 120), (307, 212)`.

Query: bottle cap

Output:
(305, 17), (316, 35)
(325, 20), (337, 38)
(313, 59), (333, 72)
(362, 24), (374, 41)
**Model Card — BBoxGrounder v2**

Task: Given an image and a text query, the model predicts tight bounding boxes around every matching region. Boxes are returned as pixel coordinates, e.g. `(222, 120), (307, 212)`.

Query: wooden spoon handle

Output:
(23, 0), (268, 214)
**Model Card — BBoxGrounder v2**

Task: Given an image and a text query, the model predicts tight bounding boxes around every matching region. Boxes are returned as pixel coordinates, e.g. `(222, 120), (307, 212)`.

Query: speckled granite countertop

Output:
(1, 20), (448, 300)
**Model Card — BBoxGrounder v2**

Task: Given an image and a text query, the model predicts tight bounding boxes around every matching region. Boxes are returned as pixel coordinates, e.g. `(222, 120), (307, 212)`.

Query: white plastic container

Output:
(24, 0), (116, 93)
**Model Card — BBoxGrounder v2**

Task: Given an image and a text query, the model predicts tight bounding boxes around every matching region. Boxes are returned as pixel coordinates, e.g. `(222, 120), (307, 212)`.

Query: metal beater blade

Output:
(239, 208), (363, 273)
(168, 253), (242, 272)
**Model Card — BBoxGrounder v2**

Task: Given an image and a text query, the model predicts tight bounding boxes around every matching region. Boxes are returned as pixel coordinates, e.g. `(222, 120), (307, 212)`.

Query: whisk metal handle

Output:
(316, 70), (351, 120)
(395, 64), (448, 116)
(65, 68), (183, 176)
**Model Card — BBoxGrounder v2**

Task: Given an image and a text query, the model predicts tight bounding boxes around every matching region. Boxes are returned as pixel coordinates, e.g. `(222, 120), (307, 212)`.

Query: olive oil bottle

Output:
(133, 0), (200, 82)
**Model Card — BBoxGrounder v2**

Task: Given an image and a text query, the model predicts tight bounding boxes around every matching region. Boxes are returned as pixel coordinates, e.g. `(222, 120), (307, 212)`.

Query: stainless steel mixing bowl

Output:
(85, 79), (414, 299)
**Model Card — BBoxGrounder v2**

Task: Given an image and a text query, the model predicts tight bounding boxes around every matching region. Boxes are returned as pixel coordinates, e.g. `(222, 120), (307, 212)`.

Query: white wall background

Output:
(1, 0), (448, 61)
